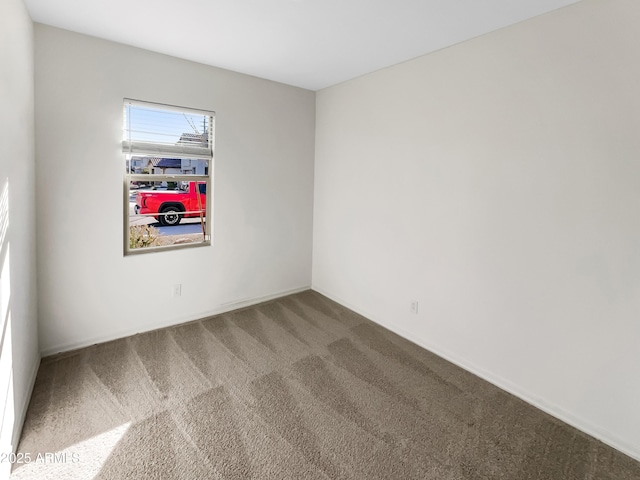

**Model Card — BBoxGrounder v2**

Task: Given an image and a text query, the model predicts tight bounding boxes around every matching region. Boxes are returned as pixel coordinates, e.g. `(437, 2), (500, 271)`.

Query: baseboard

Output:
(11, 354), (40, 451)
(311, 285), (640, 463)
(41, 285), (311, 357)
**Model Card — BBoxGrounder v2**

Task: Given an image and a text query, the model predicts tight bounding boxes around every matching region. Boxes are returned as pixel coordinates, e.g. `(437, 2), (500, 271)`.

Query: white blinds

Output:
(122, 99), (213, 160)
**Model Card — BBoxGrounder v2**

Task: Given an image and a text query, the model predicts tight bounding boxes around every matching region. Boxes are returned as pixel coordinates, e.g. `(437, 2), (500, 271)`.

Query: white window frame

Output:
(123, 99), (215, 255)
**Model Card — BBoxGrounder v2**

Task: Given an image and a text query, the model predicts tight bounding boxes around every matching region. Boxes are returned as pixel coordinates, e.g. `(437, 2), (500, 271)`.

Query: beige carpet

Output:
(12, 290), (640, 479)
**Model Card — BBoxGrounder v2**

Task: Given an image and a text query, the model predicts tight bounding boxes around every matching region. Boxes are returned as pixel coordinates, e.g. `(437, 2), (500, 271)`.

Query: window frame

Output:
(122, 99), (215, 256)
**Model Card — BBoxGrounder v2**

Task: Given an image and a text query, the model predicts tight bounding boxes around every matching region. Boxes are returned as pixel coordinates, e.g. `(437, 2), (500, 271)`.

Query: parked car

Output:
(135, 182), (206, 226)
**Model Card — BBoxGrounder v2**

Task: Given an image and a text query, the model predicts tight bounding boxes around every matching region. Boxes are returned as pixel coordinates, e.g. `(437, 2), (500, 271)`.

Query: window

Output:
(123, 99), (214, 254)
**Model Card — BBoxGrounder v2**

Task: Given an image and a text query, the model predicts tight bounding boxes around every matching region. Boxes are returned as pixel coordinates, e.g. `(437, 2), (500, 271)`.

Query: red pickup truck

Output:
(135, 182), (206, 226)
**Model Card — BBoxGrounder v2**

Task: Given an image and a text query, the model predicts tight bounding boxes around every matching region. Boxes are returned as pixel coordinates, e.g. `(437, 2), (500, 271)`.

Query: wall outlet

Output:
(410, 300), (418, 314)
(172, 283), (182, 297)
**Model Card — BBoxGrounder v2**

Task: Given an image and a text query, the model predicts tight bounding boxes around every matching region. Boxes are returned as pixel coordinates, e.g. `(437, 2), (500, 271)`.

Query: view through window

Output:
(123, 99), (214, 254)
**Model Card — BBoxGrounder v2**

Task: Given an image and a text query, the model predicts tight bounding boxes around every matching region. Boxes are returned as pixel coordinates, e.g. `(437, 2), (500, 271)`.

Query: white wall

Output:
(35, 25), (315, 355)
(0, 0), (40, 474)
(314, 0), (640, 461)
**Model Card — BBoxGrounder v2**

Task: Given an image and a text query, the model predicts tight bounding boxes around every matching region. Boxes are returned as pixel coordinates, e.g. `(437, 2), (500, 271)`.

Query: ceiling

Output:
(24, 0), (582, 91)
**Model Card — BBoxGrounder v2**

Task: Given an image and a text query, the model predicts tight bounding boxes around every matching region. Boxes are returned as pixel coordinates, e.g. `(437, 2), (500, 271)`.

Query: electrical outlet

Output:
(172, 284), (182, 297)
(410, 301), (418, 314)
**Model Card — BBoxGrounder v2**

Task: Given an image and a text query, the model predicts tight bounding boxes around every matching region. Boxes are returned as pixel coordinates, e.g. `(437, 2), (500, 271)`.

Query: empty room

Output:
(1, 0), (640, 478)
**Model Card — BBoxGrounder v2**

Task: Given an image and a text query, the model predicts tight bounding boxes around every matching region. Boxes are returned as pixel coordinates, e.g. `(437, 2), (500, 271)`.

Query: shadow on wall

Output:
(0, 179), (15, 479)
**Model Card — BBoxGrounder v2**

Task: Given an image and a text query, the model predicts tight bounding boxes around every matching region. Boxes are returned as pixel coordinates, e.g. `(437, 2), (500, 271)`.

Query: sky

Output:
(124, 103), (210, 145)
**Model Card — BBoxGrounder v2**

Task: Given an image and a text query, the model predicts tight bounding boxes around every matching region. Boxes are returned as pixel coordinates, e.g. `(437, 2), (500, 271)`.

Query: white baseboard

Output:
(41, 285), (311, 357)
(12, 354), (40, 452)
(311, 285), (640, 463)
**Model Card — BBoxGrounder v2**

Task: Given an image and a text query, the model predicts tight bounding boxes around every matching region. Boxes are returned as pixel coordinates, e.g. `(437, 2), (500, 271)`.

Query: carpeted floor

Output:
(12, 290), (640, 479)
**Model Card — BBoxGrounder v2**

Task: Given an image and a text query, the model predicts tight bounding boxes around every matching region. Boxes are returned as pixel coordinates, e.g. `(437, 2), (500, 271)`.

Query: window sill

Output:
(125, 240), (211, 256)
